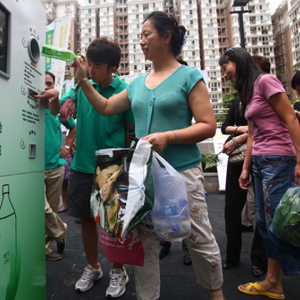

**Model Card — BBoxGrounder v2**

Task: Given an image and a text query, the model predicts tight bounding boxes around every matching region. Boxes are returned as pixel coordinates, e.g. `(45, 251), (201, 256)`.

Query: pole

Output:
(230, 8), (251, 49)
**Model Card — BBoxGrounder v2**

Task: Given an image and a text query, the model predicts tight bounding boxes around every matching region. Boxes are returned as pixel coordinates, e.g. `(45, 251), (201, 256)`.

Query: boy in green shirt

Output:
(39, 38), (134, 298)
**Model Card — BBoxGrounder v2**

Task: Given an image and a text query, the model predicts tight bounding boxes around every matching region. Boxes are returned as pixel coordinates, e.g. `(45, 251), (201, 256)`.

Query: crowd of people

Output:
(36, 10), (300, 300)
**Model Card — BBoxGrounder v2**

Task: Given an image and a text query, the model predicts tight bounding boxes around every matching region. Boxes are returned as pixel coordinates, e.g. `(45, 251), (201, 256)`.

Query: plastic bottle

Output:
(151, 165), (191, 241)
(0, 184), (19, 300)
(41, 45), (81, 62)
(163, 198), (190, 240)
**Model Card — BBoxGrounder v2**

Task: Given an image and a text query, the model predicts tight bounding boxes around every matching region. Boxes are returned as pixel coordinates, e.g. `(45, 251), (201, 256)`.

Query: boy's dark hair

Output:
(46, 71), (55, 84)
(87, 37), (121, 70)
(291, 71), (300, 90)
(252, 55), (271, 74)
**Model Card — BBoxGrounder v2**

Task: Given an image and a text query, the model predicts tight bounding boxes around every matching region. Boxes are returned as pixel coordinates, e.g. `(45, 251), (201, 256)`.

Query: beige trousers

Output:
(133, 164), (224, 300)
(44, 166), (66, 254)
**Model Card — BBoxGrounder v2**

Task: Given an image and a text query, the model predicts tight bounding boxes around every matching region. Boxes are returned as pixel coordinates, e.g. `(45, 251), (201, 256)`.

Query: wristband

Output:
(78, 77), (88, 85)
(173, 130), (179, 144)
(232, 137), (239, 148)
(64, 145), (70, 152)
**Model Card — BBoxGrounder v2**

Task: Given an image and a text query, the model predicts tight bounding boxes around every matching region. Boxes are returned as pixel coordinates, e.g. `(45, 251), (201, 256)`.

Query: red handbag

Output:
(59, 85), (79, 122)
(99, 227), (145, 266)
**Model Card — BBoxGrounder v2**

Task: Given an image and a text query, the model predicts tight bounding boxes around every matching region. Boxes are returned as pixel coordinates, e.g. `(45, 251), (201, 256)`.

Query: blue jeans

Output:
(252, 155), (300, 276)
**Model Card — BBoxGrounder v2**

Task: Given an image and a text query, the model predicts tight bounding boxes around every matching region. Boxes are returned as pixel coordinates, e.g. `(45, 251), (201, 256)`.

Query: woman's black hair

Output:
(219, 48), (262, 115)
(291, 71), (300, 90)
(143, 11), (186, 57)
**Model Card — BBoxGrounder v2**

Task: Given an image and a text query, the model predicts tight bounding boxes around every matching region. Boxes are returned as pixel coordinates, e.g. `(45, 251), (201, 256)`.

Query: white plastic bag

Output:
(150, 151), (191, 242)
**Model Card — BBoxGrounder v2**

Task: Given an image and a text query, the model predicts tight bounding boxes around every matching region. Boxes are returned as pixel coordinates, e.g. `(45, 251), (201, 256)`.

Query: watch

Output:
(78, 77), (88, 85)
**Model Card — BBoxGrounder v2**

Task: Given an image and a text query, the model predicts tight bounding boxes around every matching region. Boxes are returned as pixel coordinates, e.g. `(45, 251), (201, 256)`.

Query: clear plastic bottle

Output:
(151, 163), (191, 241)
(0, 184), (19, 300)
(163, 198), (190, 240)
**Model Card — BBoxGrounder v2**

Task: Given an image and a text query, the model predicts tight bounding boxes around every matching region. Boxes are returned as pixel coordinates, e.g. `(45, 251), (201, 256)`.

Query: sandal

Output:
(238, 282), (285, 299)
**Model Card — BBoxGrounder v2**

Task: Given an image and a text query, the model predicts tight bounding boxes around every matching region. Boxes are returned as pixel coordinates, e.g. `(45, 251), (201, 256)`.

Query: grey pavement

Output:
(47, 193), (300, 300)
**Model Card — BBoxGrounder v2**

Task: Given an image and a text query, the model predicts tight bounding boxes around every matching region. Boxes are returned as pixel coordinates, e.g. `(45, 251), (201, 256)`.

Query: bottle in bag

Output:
(163, 198), (190, 240)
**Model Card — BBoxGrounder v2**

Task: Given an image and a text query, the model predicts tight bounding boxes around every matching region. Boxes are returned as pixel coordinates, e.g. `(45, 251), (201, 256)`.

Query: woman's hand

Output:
(73, 54), (88, 82)
(222, 139), (236, 156)
(295, 162), (300, 186)
(35, 89), (59, 107)
(143, 132), (172, 152)
(239, 169), (251, 190)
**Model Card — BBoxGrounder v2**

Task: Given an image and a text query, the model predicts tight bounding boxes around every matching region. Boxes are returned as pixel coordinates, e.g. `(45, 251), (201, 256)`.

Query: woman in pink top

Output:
(220, 47), (300, 300)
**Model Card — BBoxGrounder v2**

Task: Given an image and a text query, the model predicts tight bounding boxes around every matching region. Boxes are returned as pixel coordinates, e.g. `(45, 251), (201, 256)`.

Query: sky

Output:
(269, 0), (283, 14)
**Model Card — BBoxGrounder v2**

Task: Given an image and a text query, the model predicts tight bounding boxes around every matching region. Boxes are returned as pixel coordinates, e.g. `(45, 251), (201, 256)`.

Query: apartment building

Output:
(240, 0), (275, 73)
(175, 0), (201, 69)
(80, 0), (100, 55)
(290, 0), (300, 68)
(289, 0), (300, 98)
(48, 0), (280, 110)
(272, 1), (294, 99)
(127, 0), (164, 74)
(78, 0), (202, 75)
(198, 0), (276, 111)
(115, 0), (129, 74)
(200, 0), (223, 110)
(272, 0), (300, 101)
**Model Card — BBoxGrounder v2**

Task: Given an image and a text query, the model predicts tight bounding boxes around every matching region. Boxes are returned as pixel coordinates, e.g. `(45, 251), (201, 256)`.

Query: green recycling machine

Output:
(0, 0), (46, 299)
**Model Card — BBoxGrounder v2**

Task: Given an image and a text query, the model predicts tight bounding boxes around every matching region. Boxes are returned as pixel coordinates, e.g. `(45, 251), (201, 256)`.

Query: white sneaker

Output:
(75, 264), (103, 292)
(105, 267), (129, 298)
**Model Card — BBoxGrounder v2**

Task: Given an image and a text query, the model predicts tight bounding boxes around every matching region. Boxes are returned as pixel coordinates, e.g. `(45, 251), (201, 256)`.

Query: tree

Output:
(215, 81), (238, 125)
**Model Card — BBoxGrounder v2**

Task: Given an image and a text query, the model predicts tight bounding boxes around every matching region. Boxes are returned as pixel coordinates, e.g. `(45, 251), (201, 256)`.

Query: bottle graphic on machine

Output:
(0, 184), (20, 300)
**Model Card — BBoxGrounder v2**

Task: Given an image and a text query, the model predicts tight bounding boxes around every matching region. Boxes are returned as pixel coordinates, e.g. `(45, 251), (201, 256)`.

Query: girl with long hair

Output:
(220, 47), (300, 299)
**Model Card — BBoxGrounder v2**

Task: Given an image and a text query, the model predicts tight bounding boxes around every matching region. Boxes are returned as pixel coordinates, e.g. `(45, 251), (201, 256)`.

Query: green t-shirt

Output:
(60, 75), (134, 174)
(45, 109), (76, 170)
(127, 65), (202, 172)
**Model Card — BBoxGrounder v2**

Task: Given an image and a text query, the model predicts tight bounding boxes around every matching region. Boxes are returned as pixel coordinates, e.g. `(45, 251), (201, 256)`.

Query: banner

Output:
(45, 14), (72, 96)
(61, 78), (75, 97)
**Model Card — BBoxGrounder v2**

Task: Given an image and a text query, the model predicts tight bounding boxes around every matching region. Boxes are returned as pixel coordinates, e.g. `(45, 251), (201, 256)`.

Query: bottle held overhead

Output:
(41, 45), (81, 62)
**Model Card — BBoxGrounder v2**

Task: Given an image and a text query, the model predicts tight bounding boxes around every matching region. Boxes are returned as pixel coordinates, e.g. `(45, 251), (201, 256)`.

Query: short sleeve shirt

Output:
(45, 110), (76, 170)
(245, 74), (296, 156)
(127, 65), (203, 171)
(59, 75), (135, 174)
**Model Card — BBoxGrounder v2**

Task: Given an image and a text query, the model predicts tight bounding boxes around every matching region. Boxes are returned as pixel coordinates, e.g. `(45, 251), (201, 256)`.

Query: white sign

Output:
(46, 14), (72, 96)
(213, 128), (230, 192)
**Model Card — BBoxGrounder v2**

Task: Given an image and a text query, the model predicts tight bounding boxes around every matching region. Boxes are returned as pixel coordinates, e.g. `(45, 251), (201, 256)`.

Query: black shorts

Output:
(67, 169), (94, 219)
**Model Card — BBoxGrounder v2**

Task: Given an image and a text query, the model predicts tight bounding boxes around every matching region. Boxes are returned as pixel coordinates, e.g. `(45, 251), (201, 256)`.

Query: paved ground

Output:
(46, 193), (300, 300)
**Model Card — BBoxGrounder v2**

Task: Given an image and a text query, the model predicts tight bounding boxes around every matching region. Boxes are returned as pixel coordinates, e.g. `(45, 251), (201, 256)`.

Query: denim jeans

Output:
(252, 155), (300, 276)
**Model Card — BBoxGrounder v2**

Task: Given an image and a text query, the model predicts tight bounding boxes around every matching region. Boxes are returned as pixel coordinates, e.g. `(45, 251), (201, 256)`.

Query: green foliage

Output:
(215, 81), (238, 125)
(201, 152), (220, 172)
(222, 90), (238, 108)
(221, 81), (238, 108)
